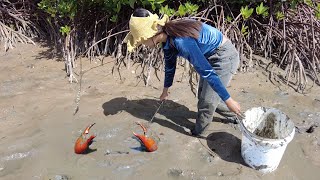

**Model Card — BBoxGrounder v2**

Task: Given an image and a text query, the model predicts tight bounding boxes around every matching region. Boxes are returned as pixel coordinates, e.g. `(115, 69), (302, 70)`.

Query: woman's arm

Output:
(163, 49), (178, 88)
(175, 37), (241, 114)
(161, 48), (178, 101)
(175, 37), (230, 101)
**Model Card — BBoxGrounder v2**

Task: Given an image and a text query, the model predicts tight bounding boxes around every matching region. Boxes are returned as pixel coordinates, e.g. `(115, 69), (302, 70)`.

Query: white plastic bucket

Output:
(240, 107), (295, 173)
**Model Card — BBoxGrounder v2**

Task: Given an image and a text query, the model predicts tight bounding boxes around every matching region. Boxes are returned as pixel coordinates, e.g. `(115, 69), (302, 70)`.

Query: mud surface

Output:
(0, 44), (320, 180)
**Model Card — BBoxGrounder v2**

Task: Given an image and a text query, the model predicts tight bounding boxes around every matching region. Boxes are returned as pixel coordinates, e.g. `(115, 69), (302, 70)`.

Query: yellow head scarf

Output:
(123, 11), (169, 52)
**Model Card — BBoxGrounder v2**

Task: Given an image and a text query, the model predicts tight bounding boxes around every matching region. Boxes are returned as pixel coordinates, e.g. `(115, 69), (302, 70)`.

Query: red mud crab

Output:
(133, 122), (158, 152)
(74, 123), (96, 154)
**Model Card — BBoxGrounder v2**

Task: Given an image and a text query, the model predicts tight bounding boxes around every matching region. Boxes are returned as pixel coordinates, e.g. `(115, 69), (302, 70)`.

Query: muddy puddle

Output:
(254, 112), (278, 139)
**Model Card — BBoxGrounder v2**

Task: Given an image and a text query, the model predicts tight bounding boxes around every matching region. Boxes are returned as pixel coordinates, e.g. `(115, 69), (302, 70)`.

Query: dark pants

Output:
(194, 40), (240, 135)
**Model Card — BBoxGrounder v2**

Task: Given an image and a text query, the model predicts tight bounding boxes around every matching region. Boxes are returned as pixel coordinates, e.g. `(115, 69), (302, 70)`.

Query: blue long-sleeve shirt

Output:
(162, 23), (230, 101)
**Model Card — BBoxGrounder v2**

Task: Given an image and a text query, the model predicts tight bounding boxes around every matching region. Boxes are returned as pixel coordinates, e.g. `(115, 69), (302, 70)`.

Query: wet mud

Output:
(254, 112), (278, 139)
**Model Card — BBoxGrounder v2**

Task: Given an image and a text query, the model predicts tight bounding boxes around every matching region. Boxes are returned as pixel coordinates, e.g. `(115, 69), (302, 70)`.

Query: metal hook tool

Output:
(235, 111), (262, 139)
(235, 112), (247, 133)
(148, 100), (164, 124)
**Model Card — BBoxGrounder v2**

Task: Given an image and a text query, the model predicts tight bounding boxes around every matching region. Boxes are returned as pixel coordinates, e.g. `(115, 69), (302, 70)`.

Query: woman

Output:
(124, 8), (241, 136)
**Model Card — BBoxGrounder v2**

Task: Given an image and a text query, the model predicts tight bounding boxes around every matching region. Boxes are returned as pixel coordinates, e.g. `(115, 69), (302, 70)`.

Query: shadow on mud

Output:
(206, 132), (248, 166)
(102, 97), (197, 135)
(82, 148), (97, 154)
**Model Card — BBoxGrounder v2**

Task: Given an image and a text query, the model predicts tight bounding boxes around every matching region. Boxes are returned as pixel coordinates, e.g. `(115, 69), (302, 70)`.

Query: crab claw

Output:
(133, 122), (157, 152)
(74, 123), (96, 154)
(84, 123), (96, 134)
(135, 122), (147, 135)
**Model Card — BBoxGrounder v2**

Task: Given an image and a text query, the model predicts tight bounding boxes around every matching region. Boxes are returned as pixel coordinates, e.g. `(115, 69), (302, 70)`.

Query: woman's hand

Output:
(160, 88), (169, 101)
(225, 97), (241, 116)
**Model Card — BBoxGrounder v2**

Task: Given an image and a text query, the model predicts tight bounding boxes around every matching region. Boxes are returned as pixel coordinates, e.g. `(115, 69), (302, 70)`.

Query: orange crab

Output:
(74, 123), (96, 154)
(133, 122), (158, 152)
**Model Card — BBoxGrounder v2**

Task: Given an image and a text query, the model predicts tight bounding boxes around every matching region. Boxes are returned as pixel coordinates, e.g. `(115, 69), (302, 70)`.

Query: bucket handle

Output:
(236, 113), (263, 140)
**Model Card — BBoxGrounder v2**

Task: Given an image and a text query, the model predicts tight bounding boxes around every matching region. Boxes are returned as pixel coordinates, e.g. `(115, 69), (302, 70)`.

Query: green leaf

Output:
(155, 0), (166, 4)
(151, 2), (156, 11)
(315, 3), (320, 20)
(178, 4), (187, 17)
(159, 5), (175, 16)
(159, 5), (167, 15)
(290, 0), (301, 9)
(240, 6), (254, 20)
(116, 2), (121, 13)
(159, 5), (174, 16)
(304, 0), (313, 7)
(276, 11), (285, 20)
(38, 0), (57, 17)
(256, 2), (269, 18)
(110, 15), (118, 22)
(226, 16), (233, 23)
(141, 0), (149, 7)
(48, 7), (57, 17)
(37, 2), (46, 9)
(241, 24), (249, 36)
(60, 25), (71, 36)
(184, 2), (199, 15)
(128, 0), (136, 9)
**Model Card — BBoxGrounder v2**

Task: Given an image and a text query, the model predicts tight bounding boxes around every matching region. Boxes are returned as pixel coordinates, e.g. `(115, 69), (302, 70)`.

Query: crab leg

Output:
(84, 123), (96, 134)
(135, 122), (147, 135)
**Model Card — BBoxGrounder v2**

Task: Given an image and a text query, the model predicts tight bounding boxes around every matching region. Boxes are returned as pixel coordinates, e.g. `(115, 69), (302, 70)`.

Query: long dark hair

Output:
(163, 19), (202, 39)
(132, 8), (202, 39)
